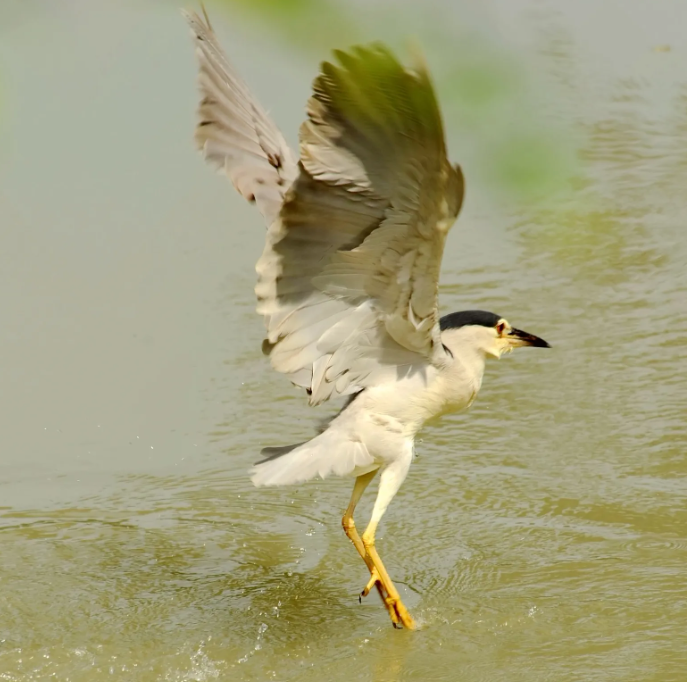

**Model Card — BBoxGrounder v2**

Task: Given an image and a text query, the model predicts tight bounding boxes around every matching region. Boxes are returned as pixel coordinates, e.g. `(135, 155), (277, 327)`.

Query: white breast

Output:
(355, 349), (486, 437)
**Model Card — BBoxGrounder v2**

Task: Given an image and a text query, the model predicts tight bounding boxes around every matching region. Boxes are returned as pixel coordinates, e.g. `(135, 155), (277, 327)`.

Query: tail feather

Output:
(250, 429), (375, 487)
(255, 442), (306, 465)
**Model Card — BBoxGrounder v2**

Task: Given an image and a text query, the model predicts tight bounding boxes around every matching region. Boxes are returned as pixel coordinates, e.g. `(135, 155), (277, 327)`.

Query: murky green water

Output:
(1, 1), (686, 680)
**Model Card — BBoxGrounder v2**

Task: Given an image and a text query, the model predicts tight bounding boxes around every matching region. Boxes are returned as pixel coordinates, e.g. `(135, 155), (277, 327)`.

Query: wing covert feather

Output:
(255, 45), (464, 403)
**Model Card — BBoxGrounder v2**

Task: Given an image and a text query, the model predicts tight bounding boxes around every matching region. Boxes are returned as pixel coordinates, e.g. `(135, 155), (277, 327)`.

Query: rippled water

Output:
(1, 1), (686, 680)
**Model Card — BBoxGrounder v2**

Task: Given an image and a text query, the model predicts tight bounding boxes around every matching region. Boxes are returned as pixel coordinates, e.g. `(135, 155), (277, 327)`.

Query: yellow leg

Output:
(342, 471), (400, 626)
(362, 522), (416, 630)
(342, 470), (377, 563)
(361, 458), (416, 630)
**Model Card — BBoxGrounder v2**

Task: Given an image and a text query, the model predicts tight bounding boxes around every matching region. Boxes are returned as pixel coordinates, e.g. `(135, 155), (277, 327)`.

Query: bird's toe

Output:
(361, 569), (381, 598)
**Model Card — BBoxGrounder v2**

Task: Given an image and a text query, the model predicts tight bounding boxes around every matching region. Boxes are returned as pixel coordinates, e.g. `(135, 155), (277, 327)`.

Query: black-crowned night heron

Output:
(185, 9), (550, 630)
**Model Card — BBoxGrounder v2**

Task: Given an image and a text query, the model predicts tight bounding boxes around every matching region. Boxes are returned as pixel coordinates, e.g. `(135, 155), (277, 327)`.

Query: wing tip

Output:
(182, 3), (216, 43)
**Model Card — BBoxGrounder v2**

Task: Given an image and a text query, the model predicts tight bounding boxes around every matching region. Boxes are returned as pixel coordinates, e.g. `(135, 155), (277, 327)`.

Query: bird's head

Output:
(439, 310), (550, 359)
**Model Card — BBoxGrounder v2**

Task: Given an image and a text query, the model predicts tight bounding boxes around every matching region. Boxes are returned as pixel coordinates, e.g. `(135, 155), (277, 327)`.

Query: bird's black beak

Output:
(507, 328), (551, 348)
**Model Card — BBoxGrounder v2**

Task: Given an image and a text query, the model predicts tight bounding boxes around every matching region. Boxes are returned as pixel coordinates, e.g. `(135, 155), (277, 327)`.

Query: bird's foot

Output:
(361, 568), (381, 599)
(359, 568), (416, 630)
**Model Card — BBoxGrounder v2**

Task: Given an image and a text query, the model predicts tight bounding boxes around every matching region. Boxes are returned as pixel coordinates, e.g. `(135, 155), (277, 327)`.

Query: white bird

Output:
(185, 8), (550, 630)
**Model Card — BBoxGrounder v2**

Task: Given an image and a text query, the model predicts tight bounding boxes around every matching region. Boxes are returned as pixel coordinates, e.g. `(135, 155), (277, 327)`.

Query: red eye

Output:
(496, 321), (507, 335)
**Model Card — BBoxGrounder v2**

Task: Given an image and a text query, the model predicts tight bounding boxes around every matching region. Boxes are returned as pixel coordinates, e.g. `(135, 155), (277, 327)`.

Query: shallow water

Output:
(1, 1), (686, 680)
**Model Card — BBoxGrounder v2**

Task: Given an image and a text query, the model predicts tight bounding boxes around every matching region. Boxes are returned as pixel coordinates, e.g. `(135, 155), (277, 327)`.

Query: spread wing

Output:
(184, 9), (298, 225)
(256, 45), (465, 404)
